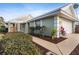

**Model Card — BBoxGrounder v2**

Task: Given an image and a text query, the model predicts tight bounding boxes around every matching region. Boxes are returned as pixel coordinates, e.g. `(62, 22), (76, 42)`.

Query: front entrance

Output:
(12, 24), (16, 32)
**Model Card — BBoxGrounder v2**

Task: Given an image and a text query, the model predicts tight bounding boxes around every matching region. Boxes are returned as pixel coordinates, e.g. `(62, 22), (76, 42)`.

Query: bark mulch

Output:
(40, 37), (67, 44)
(31, 34), (67, 44)
(70, 44), (79, 55)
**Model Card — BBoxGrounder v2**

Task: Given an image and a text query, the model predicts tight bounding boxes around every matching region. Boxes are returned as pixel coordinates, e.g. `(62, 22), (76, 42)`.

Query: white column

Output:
(8, 22), (11, 32)
(17, 23), (20, 32)
(54, 16), (60, 38)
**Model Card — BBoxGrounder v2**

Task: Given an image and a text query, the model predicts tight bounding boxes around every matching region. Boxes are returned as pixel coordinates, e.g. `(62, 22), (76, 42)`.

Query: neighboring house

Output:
(28, 4), (78, 37)
(8, 15), (33, 33)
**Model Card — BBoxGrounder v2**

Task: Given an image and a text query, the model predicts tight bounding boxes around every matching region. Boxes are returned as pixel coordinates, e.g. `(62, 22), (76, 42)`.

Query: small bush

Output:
(0, 32), (41, 55)
(51, 27), (57, 38)
(0, 26), (8, 32)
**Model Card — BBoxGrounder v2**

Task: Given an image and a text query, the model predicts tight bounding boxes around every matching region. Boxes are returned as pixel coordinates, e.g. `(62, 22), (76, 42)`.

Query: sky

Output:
(0, 3), (79, 21)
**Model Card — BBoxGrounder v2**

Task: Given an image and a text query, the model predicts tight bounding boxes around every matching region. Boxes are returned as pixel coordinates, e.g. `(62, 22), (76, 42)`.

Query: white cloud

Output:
(0, 4), (59, 21)
(29, 9), (50, 17)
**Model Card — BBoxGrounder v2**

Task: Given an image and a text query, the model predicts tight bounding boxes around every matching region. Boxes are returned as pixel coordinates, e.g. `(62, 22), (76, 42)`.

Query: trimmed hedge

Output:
(0, 32), (41, 55)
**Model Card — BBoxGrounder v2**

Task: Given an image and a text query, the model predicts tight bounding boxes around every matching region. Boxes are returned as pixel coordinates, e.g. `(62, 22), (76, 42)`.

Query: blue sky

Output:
(0, 3), (79, 21)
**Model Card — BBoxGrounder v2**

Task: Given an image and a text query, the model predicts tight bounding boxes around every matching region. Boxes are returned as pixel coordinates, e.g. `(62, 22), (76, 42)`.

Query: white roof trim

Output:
(28, 4), (77, 22)
(28, 9), (60, 22)
(60, 10), (77, 21)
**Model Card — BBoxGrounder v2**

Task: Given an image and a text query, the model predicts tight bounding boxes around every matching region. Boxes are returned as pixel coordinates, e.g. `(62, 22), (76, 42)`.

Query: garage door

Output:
(60, 17), (72, 34)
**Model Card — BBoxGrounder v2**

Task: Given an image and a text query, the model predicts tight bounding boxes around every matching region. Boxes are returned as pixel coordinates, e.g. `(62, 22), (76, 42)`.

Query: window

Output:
(35, 20), (40, 26)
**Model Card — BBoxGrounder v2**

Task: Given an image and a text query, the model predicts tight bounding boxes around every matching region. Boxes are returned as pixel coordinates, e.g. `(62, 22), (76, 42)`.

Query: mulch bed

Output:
(31, 34), (67, 44)
(40, 37), (67, 44)
(70, 44), (79, 55)
(33, 42), (49, 55)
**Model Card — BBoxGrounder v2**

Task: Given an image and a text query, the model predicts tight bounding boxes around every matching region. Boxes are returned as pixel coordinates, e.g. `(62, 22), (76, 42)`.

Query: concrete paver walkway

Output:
(32, 34), (79, 55)
(32, 36), (62, 55)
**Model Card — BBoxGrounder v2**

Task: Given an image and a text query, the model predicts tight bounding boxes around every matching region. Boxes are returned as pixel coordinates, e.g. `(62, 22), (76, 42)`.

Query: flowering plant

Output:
(60, 26), (66, 36)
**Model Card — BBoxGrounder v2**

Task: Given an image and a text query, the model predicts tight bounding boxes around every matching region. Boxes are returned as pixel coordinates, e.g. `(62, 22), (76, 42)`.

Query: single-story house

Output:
(8, 15), (32, 33)
(27, 4), (78, 37)
(8, 4), (78, 38)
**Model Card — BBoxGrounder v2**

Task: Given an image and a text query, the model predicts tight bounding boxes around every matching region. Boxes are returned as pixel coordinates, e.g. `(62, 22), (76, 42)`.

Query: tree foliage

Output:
(73, 4), (79, 9)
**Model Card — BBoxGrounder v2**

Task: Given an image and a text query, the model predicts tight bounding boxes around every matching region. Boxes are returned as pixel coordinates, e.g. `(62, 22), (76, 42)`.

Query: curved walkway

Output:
(32, 34), (79, 55)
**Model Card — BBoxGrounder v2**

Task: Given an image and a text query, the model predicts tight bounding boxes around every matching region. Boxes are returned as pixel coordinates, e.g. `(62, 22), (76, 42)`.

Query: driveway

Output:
(68, 34), (79, 43)
(57, 34), (79, 55)
(32, 33), (79, 55)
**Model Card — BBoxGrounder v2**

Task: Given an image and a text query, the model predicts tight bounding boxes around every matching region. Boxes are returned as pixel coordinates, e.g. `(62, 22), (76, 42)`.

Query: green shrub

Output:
(0, 26), (8, 32)
(51, 27), (57, 38)
(0, 32), (41, 55)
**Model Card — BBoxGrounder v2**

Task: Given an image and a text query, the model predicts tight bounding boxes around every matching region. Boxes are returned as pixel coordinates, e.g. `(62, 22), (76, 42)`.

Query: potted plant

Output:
(51, 27), (57, 39)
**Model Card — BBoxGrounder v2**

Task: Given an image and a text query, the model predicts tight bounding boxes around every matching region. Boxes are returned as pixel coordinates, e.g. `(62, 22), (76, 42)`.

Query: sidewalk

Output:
(32, 34), (79, 55)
